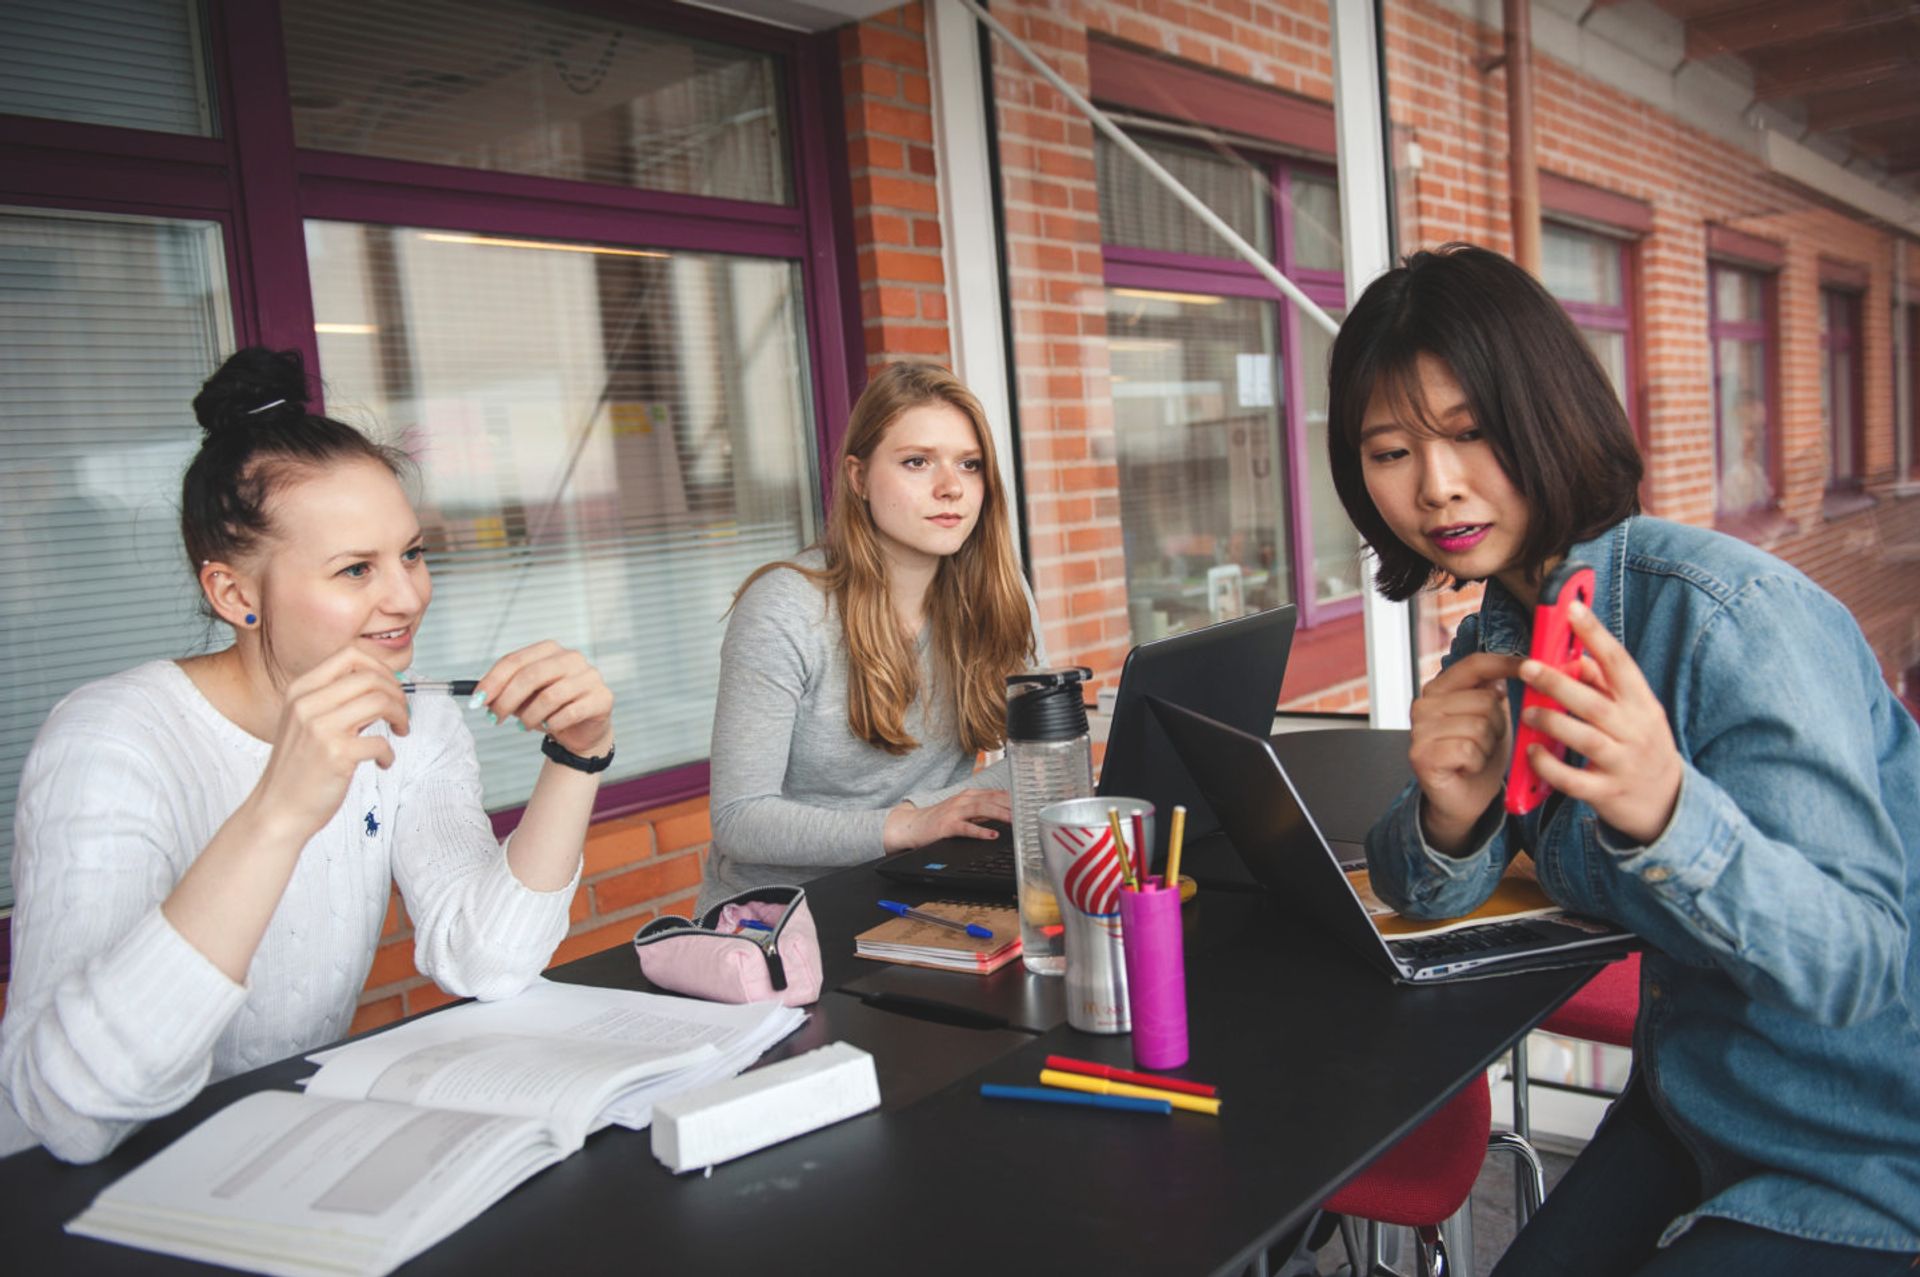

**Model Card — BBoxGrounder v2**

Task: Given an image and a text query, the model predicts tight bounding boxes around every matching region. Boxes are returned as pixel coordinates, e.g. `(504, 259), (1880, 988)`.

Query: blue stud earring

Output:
(244, 613), (257, 626)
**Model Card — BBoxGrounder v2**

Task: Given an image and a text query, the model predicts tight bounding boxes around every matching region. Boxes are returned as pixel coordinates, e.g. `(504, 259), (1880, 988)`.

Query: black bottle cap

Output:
(1005, 667), (1092, 742)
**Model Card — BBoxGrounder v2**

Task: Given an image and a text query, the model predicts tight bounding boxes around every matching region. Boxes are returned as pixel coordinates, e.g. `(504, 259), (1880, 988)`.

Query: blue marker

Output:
(738, 919), (775, 934)
(979, 1084), (1170, 1115)
(877, 900), (993, 940)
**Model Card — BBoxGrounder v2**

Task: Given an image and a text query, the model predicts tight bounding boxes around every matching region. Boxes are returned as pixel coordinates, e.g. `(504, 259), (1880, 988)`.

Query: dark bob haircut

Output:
(1325, 243), (1643, 601)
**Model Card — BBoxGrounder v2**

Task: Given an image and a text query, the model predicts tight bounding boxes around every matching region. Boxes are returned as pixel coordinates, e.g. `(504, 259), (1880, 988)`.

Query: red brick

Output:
(842, 62), (898, 98)
(849, 136), (906, 173)
(911, 218), (943, 249)
(861, 103), (934, 143)
(406, 983), (461, 1016)
(655, 807), (712, 854)
(583, 821), (653, 878)
(365, 938), (417, 989)
(350, 995), (405, 1035)
(381, 889), (404, 938)
(595, 853), (705, 914)
(847, 25), (926, 70)
(854, 175), (940, 214)
(549, 914), (653, 967)
(861, 247), (946, 284)
(907, 144), (937, 177)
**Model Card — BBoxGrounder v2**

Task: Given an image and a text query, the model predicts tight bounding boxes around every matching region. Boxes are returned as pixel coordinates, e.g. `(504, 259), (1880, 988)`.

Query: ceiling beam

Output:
(1805, 79), (1920, 130)
(1686, 0), (1917, 61)
(1750, 27), (1920, 98)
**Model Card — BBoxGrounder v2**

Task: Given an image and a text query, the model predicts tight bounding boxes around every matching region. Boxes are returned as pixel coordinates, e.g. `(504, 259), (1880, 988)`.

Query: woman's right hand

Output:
(251, 648), (410, 841)
(1407, 652), (1522, 855)
(883, 788), (1011, 852)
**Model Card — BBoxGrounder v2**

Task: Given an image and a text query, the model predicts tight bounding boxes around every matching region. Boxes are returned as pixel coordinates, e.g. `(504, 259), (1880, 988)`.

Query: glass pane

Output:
(1096, 132), (1271, 258)
(284, 0), (791, 204)
(1831, 345), (1854, 482)
(1106, 290), (1289, 641)
(1542, 224), (1620, 307)
(0, 207), (233, 908)
(1288, 172), (1342, 272)
(308, 222), (817, 803)
(1580, 327), (1628, 407)
(1714, 265), (1762, 325)
(1716, 337), (1771, 512)
(0, 0), (213, 135)
(1299, 306), (1363, 602)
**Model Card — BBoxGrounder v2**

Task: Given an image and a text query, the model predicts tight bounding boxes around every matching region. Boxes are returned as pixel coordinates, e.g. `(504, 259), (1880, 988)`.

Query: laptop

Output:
(876, 604), (1299, 895)
(1150, 698), (1636, 983)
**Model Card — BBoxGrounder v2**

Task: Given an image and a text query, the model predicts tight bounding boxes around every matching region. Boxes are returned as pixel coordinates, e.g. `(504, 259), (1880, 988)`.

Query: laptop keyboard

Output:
(1394, 921), (1536, 963)
(958, 848), (1018, 879)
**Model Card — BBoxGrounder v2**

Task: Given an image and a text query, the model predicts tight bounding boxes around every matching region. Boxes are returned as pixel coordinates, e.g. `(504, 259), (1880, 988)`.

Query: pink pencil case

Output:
(632, 885), (822, 1007)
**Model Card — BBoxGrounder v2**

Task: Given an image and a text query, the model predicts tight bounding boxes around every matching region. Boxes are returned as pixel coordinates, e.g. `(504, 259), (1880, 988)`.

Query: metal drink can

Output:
(1037, 796), (1154, 1034)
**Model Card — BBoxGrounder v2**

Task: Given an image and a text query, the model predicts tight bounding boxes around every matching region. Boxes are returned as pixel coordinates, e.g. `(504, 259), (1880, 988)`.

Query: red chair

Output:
(1321, 1073), (1545, 1277)
(1509, 952), (1641, 1222)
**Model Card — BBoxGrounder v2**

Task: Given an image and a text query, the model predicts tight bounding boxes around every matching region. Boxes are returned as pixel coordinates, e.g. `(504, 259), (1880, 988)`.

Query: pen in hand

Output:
(877, 900), (994, 940)
(400, 679), (480, 698)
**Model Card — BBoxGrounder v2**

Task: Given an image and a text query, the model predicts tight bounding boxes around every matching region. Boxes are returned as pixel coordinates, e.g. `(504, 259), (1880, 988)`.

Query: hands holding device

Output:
(1412, 561), (1683, 854)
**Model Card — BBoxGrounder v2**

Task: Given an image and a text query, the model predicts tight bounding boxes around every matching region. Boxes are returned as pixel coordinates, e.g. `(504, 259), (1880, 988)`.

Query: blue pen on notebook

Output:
(877, 900), (993, 940)
(980, 1084), (1170, 1115)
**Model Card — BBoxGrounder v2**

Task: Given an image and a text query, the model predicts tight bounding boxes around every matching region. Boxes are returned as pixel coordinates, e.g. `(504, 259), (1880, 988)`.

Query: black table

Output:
(0, 730), (1593, 1276)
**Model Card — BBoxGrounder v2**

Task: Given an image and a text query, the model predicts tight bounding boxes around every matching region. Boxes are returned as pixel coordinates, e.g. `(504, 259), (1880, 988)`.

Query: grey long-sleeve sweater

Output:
(698, 551), (1042, 911)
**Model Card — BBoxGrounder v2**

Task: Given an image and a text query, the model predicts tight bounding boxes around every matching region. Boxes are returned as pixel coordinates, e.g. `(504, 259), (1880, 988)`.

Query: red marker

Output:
(1045, 1054), (1218, 1098)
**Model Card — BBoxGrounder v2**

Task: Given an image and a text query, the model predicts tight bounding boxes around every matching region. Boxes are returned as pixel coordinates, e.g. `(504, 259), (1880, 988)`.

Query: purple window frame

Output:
(0, 0), (858, 829)
(1544, 222), (1640, 444)
(1911, 303), (1920, 481)
(1707, 260), (1780, 521)
(1820, 287), (1864, 491)
(1100, 152), (1355, 630)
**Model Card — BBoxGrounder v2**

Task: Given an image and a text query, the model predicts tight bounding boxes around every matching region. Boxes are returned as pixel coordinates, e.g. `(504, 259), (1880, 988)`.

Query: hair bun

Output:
(193, 347), (312, 435)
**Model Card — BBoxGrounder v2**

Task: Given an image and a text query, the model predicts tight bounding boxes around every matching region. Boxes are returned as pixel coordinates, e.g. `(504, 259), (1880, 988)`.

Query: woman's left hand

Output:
(475, 641), (615, 761)
(1517, 600), (1683, 846)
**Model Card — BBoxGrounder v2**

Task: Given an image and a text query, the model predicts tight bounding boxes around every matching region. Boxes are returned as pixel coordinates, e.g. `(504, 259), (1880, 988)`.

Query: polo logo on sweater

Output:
(363, 809), (380, 836)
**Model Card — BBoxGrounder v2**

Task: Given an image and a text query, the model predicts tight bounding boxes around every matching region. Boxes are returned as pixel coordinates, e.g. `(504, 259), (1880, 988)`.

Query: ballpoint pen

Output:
(400, 679), (480, 698)
(876, 900), (994, 940)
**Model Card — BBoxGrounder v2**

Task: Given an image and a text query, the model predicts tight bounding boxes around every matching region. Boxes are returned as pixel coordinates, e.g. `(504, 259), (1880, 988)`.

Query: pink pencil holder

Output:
(1118, 877), (1188, 1070)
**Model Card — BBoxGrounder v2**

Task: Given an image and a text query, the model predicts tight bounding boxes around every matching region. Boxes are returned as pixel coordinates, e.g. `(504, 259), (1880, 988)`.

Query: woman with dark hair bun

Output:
(1327, 245), (1920, 1275)
(0, 348), (616, 1164)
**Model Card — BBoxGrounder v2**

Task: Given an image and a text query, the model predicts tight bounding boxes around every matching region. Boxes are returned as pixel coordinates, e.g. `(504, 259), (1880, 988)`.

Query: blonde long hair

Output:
(739, 362), (1033, 756)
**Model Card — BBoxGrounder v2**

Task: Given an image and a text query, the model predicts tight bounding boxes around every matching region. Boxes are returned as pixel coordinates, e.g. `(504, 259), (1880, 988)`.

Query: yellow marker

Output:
(1107, 806), (1135, 887)
(1040, 1068), (1222, 1116)
(1165, 804), (1188, 894)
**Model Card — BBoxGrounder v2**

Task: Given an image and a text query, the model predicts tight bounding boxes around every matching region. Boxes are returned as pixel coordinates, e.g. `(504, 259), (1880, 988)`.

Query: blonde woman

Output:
(699, 363), (1041, 908)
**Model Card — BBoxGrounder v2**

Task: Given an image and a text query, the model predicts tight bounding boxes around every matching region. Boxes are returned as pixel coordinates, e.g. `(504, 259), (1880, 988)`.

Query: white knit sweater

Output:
(0, 661), (578, 1163)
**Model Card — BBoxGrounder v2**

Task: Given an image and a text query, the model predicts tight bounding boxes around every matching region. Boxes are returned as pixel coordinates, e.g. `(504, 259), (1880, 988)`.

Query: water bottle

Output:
(1005, 667), (1094, 976)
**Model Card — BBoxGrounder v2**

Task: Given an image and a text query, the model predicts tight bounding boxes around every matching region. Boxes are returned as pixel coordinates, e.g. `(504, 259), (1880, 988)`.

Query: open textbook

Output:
(68, 981), (806, 1277)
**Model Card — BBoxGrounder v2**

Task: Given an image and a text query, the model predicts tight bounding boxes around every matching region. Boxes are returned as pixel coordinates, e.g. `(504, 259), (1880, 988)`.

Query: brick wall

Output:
(988, 0), (1359, 712)
(1385, 0), (1920, 686)
(842, 4), (951, 370)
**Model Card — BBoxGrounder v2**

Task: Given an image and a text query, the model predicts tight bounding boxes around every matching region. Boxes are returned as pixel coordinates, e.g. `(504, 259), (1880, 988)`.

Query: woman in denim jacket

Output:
(1326, 244), (1920, 1276)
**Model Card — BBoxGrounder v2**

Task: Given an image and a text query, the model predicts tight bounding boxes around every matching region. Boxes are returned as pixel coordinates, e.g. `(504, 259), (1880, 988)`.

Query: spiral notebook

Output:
(854, 901), (1023, 974)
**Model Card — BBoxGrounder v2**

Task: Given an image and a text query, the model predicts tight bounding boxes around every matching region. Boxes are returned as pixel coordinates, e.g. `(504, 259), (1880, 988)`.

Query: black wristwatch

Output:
(540, 734), (615, 774)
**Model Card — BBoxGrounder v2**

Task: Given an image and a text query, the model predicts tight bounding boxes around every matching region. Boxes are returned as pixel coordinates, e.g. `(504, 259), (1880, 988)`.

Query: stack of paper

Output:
(855, 901), (1022, 973)
(68, 981), (806, 1276)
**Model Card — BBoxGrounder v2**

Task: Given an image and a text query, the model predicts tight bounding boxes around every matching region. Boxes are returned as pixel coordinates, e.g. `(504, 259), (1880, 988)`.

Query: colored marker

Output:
(980, 1084), (1169, 1115)
(877, 900), (993, 940)
(401, 679), (480, 698)
(1044, 1054), (1218, 1098)
(1039, 1068), (1222, 1116)
(738, 919), (774, 934)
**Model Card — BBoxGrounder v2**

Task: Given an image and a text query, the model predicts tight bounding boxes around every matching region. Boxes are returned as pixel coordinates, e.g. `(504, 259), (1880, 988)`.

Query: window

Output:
(309, 223), (817, 792)
(0, 0), (215, 136)
(1542, 222), (1633, 414)
(1096, 132), (1362, 705)
(0, 207), (234, 907)
(1708, 262), (1776, 519)
(0, 1), (849, 909)
(1819, 287), (1863, 492)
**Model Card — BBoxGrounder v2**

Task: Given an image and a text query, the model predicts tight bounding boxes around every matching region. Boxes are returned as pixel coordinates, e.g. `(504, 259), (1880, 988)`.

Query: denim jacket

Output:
(1365, 516), (1920, 1252)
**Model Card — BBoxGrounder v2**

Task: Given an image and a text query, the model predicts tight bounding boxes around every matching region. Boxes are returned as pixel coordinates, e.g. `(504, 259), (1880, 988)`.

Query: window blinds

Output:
(0, 207), (233, 908)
